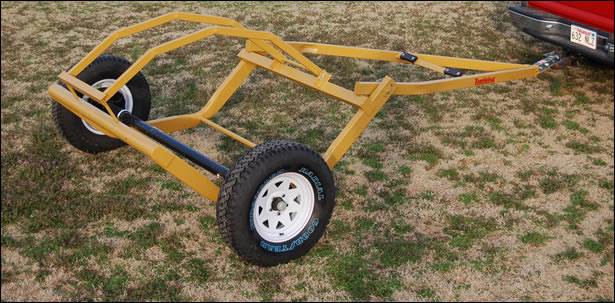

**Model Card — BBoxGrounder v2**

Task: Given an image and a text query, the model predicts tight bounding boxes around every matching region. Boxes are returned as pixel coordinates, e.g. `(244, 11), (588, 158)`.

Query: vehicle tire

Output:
(216, 139), (336, 266)
(51, 54), (151, 154)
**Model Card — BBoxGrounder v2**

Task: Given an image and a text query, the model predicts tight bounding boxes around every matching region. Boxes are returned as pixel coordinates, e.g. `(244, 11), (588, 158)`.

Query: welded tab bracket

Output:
(59, 72), (106, 103)
(361, 76), (396, 116)
(315, 70), (331, 87)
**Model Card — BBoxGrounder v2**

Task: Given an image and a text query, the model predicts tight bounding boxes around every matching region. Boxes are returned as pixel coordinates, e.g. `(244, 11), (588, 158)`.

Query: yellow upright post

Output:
(323, 77), (397, 168)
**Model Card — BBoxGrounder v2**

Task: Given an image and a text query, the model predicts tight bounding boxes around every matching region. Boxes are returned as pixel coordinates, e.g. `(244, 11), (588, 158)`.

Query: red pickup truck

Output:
(509, 1), (614, 67)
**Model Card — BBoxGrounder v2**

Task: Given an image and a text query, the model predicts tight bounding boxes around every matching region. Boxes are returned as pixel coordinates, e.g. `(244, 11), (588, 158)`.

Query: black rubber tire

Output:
(51, 54), (151, 154)
(216, 140), (336, 266)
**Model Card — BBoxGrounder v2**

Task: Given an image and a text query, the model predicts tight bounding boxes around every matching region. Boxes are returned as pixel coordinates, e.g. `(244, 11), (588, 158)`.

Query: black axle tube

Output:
(117, 109), (229, 177)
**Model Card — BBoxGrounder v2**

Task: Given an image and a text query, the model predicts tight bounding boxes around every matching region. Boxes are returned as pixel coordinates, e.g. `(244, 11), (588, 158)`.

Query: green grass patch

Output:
(599, 178), (614, 196)
(127, 222), (163, 249)
(199, 216), (216, 230)
(582, 238), (605, 253)
(592, 158), (607, 166)
(361, 158), (383, 169)
(520, 231), (550, 246)
(562, 205), (585, 230)
(563, 120), (580, 131)
(430, 261), (456, 272)
(437, 168), (460, 181)
(75, 266), (130, 300)
(551, 247), (584, 263)
(328, 219), (352, 240)
(538, 115), (557, 129)
(570, 190), (598, 210)
(535, 210), (563, 229)
(574, 94), (591, 105)
(364, 169), (388, 182)
(21, 231), (110, 268)
(419, 190), (435, 201)
(457, 191), (479, 204)
(560, 190), (600, 231)
(186, 258), (211, 283)
(444, 215), (498, 249)
(327, 251), (401, 301)
(487, 184), (535, 211)
(161, 181), (183, 192)
(374, 237), (426, 267)
(515, 169), (534, 181)
(471, 136), (497, 149)
(406, 144), (444, 167)
(550, 77), (563, 96)
(354, 185), (368, 196)
(463, 171), (499, 189)
(399, 165), (412, 176)
(565, 140), (603, 154)
(417, 287), (440, 301)
(563, 275), (598, 289)
(379, 188), (407, 205)
(392, 220), (414, 234)
(539, 168), (580, 195)
(1, 2), (613, 301)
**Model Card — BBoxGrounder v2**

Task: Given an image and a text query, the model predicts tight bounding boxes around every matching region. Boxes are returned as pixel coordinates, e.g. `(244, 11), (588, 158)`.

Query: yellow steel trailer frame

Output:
(48, 13), (558, 202)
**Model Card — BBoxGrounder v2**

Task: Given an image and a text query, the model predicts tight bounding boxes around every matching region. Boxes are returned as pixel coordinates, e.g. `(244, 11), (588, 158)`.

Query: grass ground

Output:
(1, 1), (613, 301)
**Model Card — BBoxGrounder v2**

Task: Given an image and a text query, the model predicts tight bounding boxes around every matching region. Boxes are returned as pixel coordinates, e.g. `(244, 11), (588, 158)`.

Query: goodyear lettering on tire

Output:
(260, 218), (320, 253)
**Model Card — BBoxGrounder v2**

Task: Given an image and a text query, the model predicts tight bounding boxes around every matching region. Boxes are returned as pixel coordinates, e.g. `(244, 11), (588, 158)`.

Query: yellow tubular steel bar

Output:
(69, 13), (245, 77)
(198, 60), (256, 119)
(246, 40), (529, 71)
(50, 12), (549, 203)
(354, 66), (538, 95)
(199, 118), (256, 148)
(280, 42), (530, 71)
(68, 13), (325, 104)
(102, 26), (326, 103)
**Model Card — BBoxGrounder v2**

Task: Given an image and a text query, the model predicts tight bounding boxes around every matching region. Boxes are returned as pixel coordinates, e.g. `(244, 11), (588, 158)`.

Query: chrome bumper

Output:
(508, 4), (614, 66)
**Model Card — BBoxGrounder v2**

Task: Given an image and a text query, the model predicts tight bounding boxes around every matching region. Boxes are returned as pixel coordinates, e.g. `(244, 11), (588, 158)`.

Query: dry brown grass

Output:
(2, 1), (613, 301)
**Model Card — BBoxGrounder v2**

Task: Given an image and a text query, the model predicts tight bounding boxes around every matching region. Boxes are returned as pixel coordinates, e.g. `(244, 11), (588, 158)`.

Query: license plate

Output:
(570, 24), (597, 50)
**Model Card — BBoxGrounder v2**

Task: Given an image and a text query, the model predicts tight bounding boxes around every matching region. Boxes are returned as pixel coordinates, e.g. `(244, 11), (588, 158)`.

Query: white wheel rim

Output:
(253, 172), (315, 243)
(81, 79), (133, 135)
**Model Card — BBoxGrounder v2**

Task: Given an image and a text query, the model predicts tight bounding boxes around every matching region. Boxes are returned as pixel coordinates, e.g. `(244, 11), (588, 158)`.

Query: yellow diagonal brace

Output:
(198, 60), (256, 119)
(323, 77), (396, 168)
(237, 50), (367, 108)
(414, 58), (446, 74)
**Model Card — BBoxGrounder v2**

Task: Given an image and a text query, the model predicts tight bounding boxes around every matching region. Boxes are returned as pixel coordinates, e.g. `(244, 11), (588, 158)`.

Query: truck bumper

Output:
(508, 4), (614, 67)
